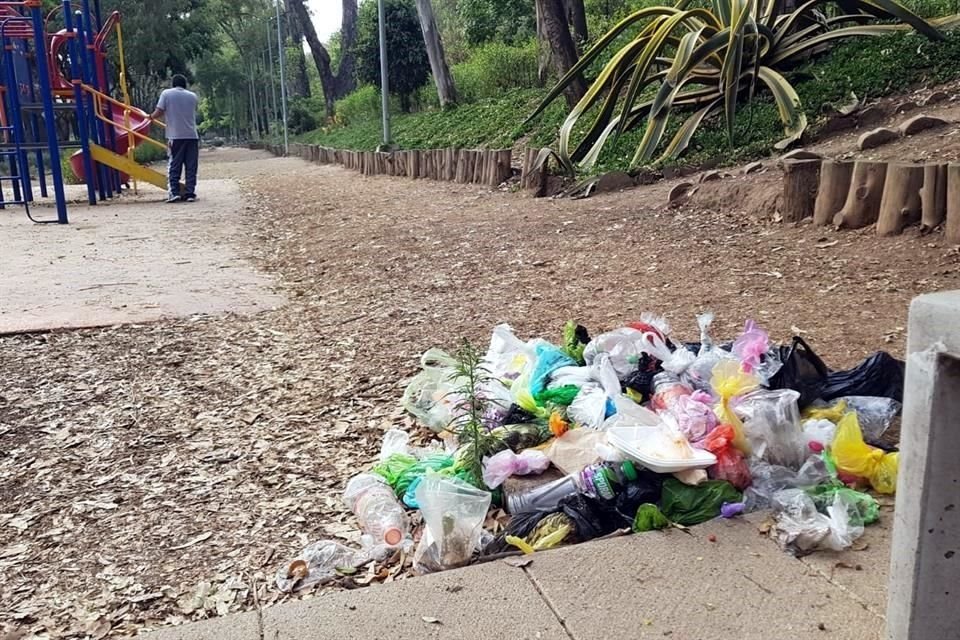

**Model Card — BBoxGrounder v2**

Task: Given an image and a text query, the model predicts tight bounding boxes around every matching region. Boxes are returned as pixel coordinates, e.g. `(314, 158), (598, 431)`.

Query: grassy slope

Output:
(301, 29), (960, 173)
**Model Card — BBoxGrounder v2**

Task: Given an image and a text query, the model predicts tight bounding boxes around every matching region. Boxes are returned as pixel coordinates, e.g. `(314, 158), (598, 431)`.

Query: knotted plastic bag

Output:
(702, 424), (752, 490)
(831, 412), (898, 494)
(481, 449), (551, 489)
(711, 360), (760, 454)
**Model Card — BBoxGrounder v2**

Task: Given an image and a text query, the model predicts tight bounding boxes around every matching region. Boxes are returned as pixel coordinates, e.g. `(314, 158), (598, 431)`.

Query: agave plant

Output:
(530, 0), (943, 172)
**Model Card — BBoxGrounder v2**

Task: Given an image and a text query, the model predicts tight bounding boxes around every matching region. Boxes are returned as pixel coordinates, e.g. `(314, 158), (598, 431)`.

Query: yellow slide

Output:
(88, 143), (184, 193)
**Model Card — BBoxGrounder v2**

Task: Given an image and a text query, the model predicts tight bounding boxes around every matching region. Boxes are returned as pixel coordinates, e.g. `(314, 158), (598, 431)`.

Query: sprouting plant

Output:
(447, 339), (506, 487)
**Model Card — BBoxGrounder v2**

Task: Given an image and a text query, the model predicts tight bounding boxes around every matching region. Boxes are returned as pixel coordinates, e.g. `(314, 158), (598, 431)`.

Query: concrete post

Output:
(887, 291), (960, 640)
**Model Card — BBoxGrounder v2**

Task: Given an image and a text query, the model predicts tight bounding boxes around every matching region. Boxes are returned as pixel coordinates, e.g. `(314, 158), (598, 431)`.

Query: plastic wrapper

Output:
(660, 478), (742, 526)
(633, 503), (670, 532)
(702, 424), (752, 490)
(742, 456), (831, 511)
(413, 474), (492, 573)
(711, 359), (760, 454)
(735, 388), (807, 469)
(275, 540), (371, 593)
(831, 412), (899, 494)
(772, 490), (864, 553)
(481, 449), (551, 489)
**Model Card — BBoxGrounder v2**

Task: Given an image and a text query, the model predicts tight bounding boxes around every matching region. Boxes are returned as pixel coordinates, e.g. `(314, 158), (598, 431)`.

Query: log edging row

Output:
(263, 143), (546, 190)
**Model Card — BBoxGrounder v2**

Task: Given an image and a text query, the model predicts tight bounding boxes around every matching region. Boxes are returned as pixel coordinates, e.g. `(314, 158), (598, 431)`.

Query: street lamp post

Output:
(378, 0), (390, 147)
(275, 1), (290, 155)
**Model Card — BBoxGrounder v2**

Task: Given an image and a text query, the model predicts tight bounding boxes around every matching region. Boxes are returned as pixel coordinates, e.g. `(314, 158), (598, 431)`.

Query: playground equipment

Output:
(0, 0), (171, 224)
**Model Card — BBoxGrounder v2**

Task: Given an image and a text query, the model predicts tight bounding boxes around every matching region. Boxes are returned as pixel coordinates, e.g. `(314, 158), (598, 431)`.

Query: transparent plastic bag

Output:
(582, 327), (652, 380)
(275, 540), (370, 593)
(685, 313), (736, 390)
(838, 396), (901, 442)
(743, 456), (831, 511)
(772, 489), (864, 553)
(832, 412), (898, 494)
(402, 348), (460, 432)
(735, 388), (807, 469)
(483, 324), (536, 384)
(379, 429), (410, 461)
(413, 474), (492, 573)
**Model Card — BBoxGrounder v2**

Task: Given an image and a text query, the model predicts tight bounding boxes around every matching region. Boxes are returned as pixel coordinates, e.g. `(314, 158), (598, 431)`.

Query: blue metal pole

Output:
(31, 5), (68, 224)
(0, 49), (22, 203)
(23, 48), (48, 198)
(3, 33), (32, 204)
(63, 1), (95, 205)
(78, 5), (106, 202)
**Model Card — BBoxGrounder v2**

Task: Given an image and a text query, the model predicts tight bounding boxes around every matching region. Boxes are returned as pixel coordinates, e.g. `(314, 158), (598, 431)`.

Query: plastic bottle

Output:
(506, 461), (640, 513)
(343, 473), (409, 548)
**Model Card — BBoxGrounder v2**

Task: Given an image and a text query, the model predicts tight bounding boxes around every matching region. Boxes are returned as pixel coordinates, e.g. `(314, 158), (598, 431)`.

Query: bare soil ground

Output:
(2, 139), (960, 639)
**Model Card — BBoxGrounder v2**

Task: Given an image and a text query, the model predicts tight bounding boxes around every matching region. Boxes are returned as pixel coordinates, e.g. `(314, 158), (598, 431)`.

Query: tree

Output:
(457, 0), (536, 46)
(415, 0), (457, 108)
(535, 0), (586, 107)
(283, 0), (312, 98)
(354, 0), (430, 112)
(288, 0), (357, 119)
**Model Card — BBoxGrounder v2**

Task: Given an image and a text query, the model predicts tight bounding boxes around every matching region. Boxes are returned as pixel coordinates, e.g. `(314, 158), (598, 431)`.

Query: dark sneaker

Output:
(166, 195), (181, 203)
(184, 194), (197, 202)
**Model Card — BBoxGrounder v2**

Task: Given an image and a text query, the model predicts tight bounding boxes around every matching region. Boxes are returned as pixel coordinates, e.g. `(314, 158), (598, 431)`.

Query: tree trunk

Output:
(876, 163), (924, 236)
(946, 164), (960, 244)
(535, 0), (586, 107)
(535, 1), (551, 87)
(289, 0), (358, 119)
(813, 160), (854, 226)
(563, 0), (588, 52)
(781, 159), (821, 223)
(284, 0), (311, 98)
(833, 160), (888, 229)
(415, 0), (457, 108)
(920, 163), (947, 232)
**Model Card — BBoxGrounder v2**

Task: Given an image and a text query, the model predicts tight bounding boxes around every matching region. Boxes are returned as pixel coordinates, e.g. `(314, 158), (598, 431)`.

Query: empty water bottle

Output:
(343, 473), (409, 548)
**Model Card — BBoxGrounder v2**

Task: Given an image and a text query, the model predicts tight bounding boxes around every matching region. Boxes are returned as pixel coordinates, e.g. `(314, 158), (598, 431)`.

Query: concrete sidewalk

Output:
(144, 514), (889, 640)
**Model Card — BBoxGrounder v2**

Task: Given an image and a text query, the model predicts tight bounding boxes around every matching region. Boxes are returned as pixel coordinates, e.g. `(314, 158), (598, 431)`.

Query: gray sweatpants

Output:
(168, 138), (199, 197)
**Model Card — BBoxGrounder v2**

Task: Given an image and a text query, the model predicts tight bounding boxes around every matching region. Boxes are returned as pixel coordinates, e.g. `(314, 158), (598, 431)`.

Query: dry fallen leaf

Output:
(168, 532), (213, 551)
(421, 616), (442, 624)
(503, 557), (533, 568)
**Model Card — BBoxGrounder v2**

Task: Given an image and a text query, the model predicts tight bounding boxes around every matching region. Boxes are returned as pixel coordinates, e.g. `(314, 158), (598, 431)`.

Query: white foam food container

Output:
(608, 425), (717, 473)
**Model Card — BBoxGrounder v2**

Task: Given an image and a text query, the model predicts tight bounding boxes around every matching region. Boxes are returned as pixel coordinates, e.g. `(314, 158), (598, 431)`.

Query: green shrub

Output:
(452, 40), (541, 102)
(288, 101), (319, 134)
(134, 142), (168, 165)
(335, 85), (383, 126)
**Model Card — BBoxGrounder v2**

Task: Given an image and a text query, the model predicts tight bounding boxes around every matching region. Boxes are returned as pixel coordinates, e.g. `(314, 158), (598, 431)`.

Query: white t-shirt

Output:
(157, 87), (199, 140)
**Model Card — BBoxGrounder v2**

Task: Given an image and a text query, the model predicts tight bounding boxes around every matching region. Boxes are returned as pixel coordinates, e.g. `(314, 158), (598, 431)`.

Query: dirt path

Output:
(2, 148), (959, 638)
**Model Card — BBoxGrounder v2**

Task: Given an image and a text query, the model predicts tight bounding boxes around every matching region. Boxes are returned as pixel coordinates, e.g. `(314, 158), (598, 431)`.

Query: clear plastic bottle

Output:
(343, 473), (409, 548)
(507, 461), (640, 513)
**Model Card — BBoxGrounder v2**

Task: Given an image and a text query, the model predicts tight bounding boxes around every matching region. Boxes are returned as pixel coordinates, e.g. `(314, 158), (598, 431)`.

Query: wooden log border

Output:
(263, 143), (536, 190)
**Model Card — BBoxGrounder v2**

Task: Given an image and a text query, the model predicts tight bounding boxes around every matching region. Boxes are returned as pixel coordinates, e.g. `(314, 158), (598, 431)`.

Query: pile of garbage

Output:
(276, 314), (905, 592)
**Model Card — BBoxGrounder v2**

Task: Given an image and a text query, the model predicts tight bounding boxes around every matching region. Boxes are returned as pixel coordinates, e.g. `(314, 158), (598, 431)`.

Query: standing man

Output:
(151, 74), (199, 203)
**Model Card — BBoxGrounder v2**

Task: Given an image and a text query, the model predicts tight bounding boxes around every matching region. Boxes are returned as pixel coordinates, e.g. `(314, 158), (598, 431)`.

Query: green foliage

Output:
(302, 88), (567, 151)
(452, 40), (541, 103)
(535, 0), (943, 173)
(447, 340), (503, 487)
(334, 85), (384, 126)
(60, 156), (82, 186)
(457, 0), (536, 45)
(134, 142), (169, 165)
(288, 100), (319, 135)
(353, 0), (431, 111)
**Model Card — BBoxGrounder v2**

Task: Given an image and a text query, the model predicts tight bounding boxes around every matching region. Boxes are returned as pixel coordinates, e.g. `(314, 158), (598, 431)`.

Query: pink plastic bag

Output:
(670, 391), (717, 445)
(732, 319), (769, 375)
(482, 449), (551, 489)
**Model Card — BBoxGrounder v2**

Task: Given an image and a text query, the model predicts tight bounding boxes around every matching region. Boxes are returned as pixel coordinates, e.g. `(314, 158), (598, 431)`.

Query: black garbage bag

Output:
(502, 404), (538, 426)
(483, 510), (552, 555)
(623, 353), (664, 398)
(558, 470), (664, 540)
(822, 351), (905, 402)
(768, 337), (829, 410)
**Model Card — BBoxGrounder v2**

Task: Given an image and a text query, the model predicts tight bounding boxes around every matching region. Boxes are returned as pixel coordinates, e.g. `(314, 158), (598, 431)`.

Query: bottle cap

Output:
(384, 527), (403, 546)
(621, 460), (638, 482)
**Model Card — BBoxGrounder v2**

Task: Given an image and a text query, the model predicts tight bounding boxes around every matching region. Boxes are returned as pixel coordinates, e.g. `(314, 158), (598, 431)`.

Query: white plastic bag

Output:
(379, 429), (411, 461)
(582, 327), (650, 380)
(802, 419), (837, 451)
(413, 474), (492, 573)
(483, 324), (536, 384)
(736, 389), (807, 469)
(402, 348), (460, 432)
(566, 355), (622, 429)
(481, 449), (551, 489)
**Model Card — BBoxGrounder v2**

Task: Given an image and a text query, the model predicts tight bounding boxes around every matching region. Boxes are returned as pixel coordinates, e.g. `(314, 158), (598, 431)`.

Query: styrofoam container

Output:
(608, 426), (717, 473)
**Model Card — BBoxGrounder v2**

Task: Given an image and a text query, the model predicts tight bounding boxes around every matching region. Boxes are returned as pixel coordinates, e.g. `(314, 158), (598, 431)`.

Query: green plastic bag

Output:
(372, 453), (454, 496)
(660, 478), (742, 526)
(534, 385), (581, 407)
(633, 503), (670, 532)
(371, 453), (417, 488)
(806, 483), (880, 526)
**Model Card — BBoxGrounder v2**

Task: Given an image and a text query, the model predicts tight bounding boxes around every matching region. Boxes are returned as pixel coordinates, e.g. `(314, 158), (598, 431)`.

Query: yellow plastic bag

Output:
(832, 412), (898, 494)
(802, 399), (848, 423)
(711, 359), (760, 454)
